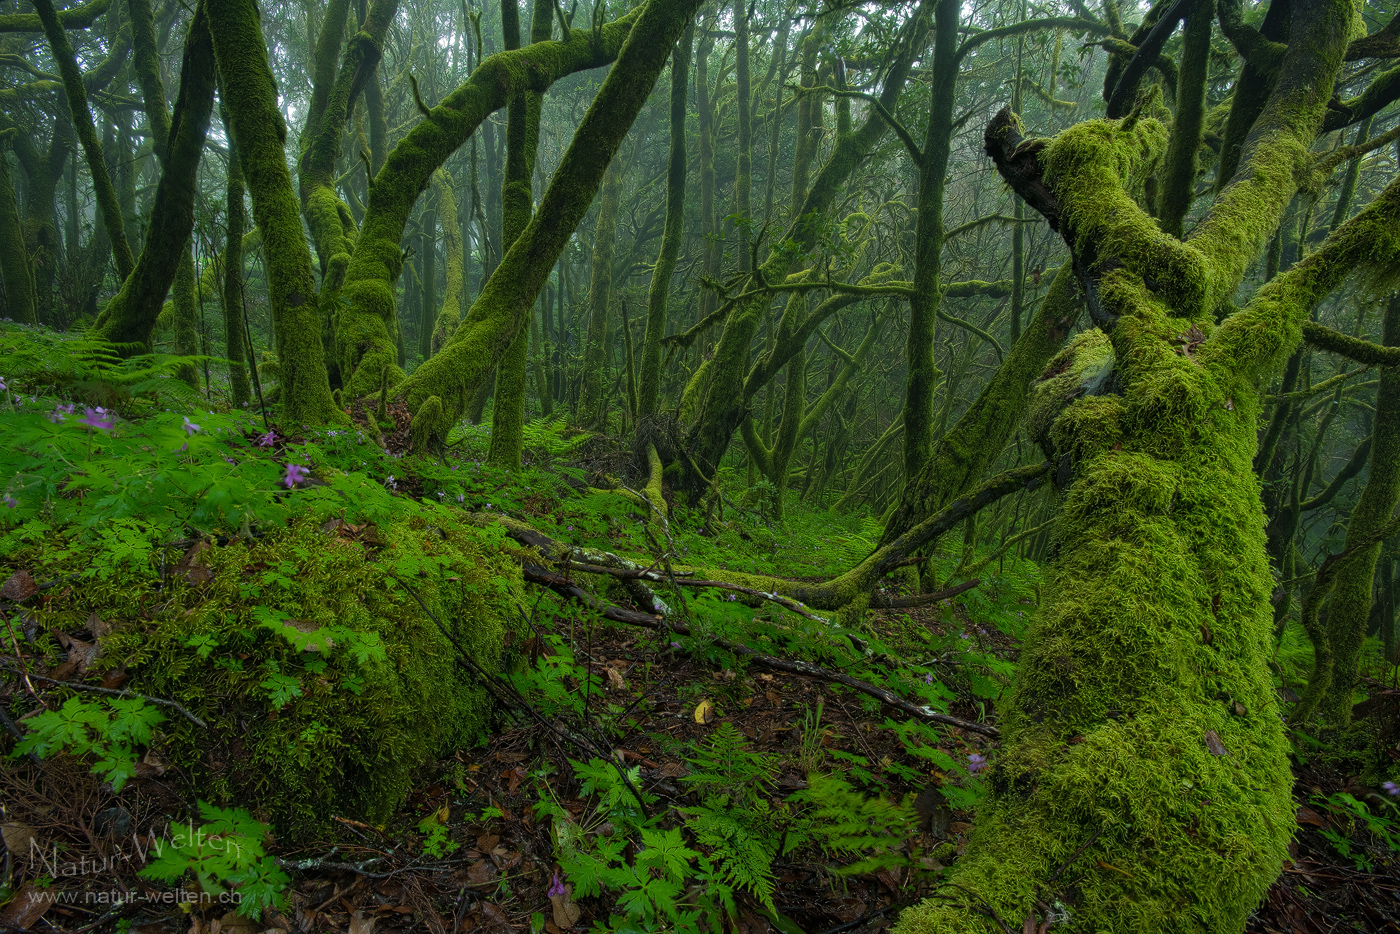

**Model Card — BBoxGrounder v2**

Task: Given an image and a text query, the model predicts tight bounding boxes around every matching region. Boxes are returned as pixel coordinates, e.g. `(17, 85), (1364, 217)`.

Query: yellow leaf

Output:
(694, 699), (715, 724)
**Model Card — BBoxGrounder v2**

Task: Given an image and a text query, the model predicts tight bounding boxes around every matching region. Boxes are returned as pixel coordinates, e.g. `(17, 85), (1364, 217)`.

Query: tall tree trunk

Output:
(223, 117), (251, 408)
(901, 0), (958, 481)
(33, 0), (133, 281)
(732, 0), (751, 273)
(488, 0), (553, 469)
(208, 0), (340, 425)
(0, 133), (36, 324)
(637, 23), (691, 417)
(579, 156), (622, 429)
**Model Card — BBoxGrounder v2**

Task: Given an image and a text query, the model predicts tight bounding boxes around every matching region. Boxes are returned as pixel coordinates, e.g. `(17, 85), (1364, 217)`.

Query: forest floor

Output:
(3, 588), (1397, 934)
(2, 390), (1398, 934)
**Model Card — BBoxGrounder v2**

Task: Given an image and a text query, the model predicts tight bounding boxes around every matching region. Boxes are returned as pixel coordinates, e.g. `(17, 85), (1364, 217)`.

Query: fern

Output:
(791, 773), (915, 874)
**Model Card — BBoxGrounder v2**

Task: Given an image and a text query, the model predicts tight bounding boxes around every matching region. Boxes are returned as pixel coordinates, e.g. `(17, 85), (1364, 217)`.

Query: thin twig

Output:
(0, 662), (207, 728)
(522, 564), (1000, 738)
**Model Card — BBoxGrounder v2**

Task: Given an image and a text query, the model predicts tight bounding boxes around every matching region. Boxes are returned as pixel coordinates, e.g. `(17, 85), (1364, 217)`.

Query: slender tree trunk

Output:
(0, 134), (35, 324)
(637, 23), (691, 417)
(223, 118), (251, 408)
(33, 0), (133, 281)
(488, 0), (553, 468)
(579, 157), (622, 429)
(732, 0), (751, 273)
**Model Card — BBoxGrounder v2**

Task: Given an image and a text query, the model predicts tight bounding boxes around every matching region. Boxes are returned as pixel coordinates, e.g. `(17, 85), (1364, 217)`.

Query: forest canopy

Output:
(2, 0), (1400, 930)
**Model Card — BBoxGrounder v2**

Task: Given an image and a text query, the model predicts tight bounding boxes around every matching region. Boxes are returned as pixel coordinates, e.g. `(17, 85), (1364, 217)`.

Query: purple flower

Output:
(386, 475), (397, 490)
(967, 753), (987, 774)
(182, 416), (201, 436)
(76, 407), (113, 431)
(670, 641), (681, 649)
(0, 376), (7, 391)
(1384, 781), (1399, 797)
(283, 463), (310, 488)
(547, 872), (566, 899)
(256, 430), (278, 447)
(456, 493), (465, 503)
(924, 673), (934, 685)
(2, 493), (17, 509)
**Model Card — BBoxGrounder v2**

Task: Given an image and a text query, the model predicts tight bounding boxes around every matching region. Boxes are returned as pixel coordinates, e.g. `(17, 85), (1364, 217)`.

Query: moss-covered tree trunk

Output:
(0, 132), (36, 325)
(89, 3), (216, 349)
(487, 0), (553, 469)
(578, 156), (622, 429)
(731, 0), (751, 273)
(392, 0), (706, 448)
(33, 0), (133, 281)
(208, 0), (340, 426)
(637, 23), (691, 418)
(895, 1), (1378, 928)
(901, 0), (958, 480)
(430, 169), (463, 353)
(333, 8), (647, 400)
(1301, 292), (1400, 724)
(223, 119), (251, 408)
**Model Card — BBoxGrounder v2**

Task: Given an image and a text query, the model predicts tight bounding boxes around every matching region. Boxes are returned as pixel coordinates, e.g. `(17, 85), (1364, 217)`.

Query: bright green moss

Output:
(24, 516), (524, 838)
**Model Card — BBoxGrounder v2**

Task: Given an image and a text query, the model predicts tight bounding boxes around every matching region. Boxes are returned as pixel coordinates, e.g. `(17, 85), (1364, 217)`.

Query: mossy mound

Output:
(20, 514), (525, 838)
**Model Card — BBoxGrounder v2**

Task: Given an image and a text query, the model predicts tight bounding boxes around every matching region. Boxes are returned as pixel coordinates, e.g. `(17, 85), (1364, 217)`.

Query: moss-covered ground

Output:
(1, 324), (1397, 932)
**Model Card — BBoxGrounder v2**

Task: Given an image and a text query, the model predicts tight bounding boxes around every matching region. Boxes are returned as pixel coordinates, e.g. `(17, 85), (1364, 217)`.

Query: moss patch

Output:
(18, 515), (525, 838)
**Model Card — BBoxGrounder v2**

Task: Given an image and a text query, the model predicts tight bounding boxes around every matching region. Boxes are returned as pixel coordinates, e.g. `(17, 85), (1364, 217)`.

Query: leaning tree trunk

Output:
(392, 0), (707, 448)
(894, 2), (1378, 930)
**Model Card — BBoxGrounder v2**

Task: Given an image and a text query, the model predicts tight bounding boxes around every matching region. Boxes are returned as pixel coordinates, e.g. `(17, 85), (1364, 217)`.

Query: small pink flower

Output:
(1384, 781), (1399, 797)
(967, 753), (987, 774)
(283, 463), (310, 488)
(182, 416), (201, 436)
(256, 430), (278, 447)
(77, 407), (113, 431)
(547, 871), (566, 899)
(2, 493), (17, 509)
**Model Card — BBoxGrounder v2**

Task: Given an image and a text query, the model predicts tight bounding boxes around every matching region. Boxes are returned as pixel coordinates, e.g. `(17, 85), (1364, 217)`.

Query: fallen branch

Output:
(562, 559), (828, 621)
(522, 564), (1000, 738)
(870, 578), (981, 609)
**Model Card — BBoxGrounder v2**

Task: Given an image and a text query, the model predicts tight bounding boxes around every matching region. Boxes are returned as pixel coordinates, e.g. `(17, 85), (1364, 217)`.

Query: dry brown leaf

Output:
(476, 833), (499, 851)
(347, 911), (377, 934)
(2, 570), (38, 601)
(467, 858), (497, 886)
(0, 884), (57, 930)
(479, 902), (513, 932)
(1203, 730), (1229, 756)
(654, 761), (685, 779)
(86, 611), (111, 640)
(1, 821), (37, 855)
(550, 885), (581, 931)
(1296, 805), (1327, 828)
(604, 667), (625, 691)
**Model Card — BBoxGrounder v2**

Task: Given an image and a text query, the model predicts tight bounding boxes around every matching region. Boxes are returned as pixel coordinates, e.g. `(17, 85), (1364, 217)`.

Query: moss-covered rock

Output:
(21, 515), (525, 838)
